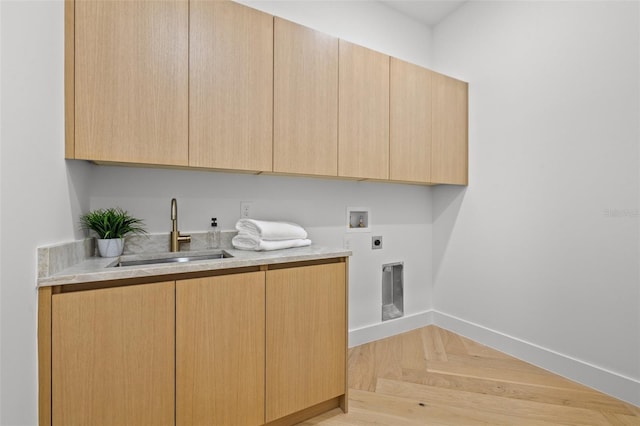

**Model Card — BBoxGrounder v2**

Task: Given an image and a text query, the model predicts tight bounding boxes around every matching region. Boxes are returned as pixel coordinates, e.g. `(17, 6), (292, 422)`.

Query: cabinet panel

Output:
(389, 58), (432, 183)
(339, 40), (389, 180)
(68, 0), (467, 185)
(274, 18), (339, 176)
(432, 72), (469, 185)
(52, 282), (175, 426)
(266, 263), (346, 421)
(74, 0), (188, 165)
(176, 272), (265, 426)
(189, 0), (273, 172)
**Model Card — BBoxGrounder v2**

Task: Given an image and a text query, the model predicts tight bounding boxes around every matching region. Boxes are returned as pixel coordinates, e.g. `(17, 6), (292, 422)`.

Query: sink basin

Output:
(114, 251), (233, 267)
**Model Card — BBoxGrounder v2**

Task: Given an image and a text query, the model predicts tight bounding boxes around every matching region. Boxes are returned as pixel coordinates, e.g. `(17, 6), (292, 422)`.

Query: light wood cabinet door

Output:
(74, 0), (188, 166)
(52, 282), (175, 426)
(189, 0), (273, 172)
(389, 58), (432, 184)
(339, 40), (389, 180)
(266, 263), (347, 422)
(274, 18), (339, 176)
(176, 272), (265, 426)
(432, 71), (469, 185)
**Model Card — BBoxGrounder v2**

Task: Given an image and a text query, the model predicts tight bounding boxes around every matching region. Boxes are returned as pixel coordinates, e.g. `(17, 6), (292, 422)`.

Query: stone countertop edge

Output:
(37, 246), (352, 288)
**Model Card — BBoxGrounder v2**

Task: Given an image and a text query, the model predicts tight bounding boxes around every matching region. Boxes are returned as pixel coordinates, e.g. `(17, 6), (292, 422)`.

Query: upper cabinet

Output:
(273, 18), (339, 177)
(389, 58), (432, 184)
(66, 1), (467, 185)
(72, 0), (189, 166)
(338, 41), (389, 180)
(432, 72), (469, 185)
(390, 60), (469, 185)
(189, 1), (273, 172)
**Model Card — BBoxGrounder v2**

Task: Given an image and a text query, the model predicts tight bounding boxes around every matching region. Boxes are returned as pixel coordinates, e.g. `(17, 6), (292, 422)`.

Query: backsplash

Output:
(37, 231), (237, 278)
(37, 238), (95, 279)
(123, 231), (236, 255)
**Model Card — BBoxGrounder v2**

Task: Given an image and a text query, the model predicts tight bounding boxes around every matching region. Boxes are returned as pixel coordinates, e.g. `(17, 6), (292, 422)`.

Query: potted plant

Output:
(80, 207), (147, 257)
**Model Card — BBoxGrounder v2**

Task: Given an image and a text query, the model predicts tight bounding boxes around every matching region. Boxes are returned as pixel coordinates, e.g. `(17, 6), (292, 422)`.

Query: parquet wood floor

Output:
(302, 325), (640, 425)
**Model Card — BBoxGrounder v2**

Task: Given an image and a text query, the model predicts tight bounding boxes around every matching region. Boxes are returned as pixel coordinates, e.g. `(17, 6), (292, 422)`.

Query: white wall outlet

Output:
(240, 201), (253, 218)
(343, 235), (352, 250)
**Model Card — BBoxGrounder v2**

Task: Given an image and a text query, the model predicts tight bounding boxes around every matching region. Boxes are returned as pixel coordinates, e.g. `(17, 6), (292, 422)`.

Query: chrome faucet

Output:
(170, 198), (191, 252)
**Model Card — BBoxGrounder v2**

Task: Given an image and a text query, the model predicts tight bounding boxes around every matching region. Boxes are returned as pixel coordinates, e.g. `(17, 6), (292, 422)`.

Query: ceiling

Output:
(379, 0), (468, 27)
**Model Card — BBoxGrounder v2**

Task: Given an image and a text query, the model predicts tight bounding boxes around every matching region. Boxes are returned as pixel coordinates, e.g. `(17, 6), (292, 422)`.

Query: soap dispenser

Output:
(208, 217), (220, 249)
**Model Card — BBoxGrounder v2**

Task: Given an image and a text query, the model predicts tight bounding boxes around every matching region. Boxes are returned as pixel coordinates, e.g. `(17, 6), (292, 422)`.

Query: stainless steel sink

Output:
(114, 251), (233, 267)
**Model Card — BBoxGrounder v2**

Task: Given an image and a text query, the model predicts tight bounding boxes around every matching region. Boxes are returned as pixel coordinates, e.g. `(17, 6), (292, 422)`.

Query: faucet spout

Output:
(171, 198), (178, 232)
(171, 198), (177, 220)
(170, 198), (191, 252)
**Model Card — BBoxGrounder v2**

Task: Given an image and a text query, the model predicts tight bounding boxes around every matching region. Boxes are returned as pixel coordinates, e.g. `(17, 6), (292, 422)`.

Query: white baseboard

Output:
(348, 309), (640, 407)
(431, 311), (640, 408)
(348, 310), (434, 348)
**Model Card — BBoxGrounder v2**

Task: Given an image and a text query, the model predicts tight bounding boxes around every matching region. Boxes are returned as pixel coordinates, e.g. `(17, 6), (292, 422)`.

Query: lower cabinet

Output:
(266, 263), (347, 422)
(51, 281), (175, 426)
(42, 259), (348, 426)
(176, 272), (265, 426)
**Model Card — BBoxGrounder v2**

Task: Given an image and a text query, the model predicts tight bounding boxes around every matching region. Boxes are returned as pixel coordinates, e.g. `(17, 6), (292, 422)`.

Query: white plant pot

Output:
(97, 238), (124, 257)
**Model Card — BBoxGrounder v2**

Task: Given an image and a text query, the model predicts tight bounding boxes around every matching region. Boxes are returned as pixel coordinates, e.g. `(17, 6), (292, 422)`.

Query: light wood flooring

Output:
(303, 326), (640, 425)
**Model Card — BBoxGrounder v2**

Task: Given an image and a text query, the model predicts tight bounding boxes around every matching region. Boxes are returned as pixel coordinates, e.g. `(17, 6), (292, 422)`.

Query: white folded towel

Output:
(232, 233), (312, 251)
(235, 219), (308, 241)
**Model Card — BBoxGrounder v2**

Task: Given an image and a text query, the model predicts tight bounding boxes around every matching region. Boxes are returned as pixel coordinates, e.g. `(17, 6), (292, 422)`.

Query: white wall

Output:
(0, 1), (433, 423)
(432, 0), (639, 403)
(89, 168), (433, 335)
(0, 1), (93, 424)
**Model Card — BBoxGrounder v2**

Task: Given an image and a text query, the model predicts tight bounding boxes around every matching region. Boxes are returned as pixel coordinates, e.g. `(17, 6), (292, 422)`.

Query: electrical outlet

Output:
(240, 201), (252, 218)
(372, 236), (383, 250)
(343, 235), (352, 250)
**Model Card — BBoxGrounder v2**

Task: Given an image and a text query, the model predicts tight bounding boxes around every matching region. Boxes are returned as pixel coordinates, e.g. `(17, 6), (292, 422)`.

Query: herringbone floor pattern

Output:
(303, 325), (640, 425)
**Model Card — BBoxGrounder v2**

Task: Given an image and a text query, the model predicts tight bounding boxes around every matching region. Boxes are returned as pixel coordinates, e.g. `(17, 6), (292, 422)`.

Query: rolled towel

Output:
(258, 238), (311, 251)
(235, 219), (307, 241)
(231, 233), (261, 250)
(232, 234), (312, 251)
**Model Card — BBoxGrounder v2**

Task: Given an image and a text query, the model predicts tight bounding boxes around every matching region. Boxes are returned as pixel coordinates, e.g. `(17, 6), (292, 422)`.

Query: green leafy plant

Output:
(80, 207), (147, 239)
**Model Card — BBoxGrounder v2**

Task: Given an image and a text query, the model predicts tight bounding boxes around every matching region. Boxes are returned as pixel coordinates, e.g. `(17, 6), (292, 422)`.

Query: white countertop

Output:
(37, 246), (351, 287)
